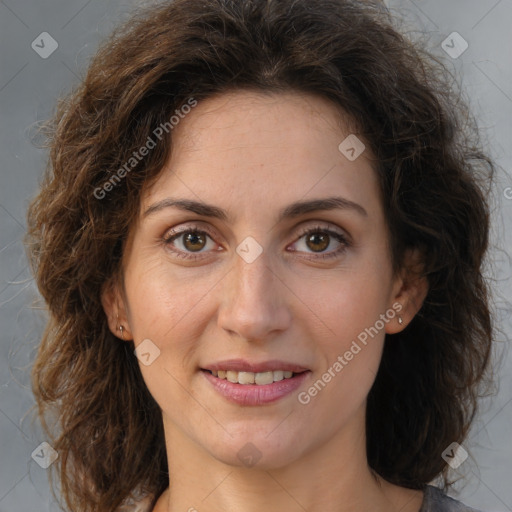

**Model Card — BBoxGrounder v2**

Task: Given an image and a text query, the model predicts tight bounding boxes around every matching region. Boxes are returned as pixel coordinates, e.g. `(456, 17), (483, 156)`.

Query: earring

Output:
(116, 312), (122, 337)
(118, 324), (125, 339)
(398, 316), (403, 325)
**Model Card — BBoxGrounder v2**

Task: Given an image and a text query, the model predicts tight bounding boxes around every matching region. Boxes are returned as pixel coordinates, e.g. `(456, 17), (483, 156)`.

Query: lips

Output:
(201, 367), (311, 405)
(199, 358), (311, 405)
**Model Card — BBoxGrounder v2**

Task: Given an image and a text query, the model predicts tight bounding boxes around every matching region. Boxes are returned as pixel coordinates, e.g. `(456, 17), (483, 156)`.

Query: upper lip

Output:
(202, 359), (310, 373)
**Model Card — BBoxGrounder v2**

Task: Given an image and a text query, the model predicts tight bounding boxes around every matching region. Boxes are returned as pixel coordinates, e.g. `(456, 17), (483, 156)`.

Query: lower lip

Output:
(201, 370), (311, 406)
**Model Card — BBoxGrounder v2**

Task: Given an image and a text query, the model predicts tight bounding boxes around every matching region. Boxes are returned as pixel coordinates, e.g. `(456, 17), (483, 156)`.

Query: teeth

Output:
(255, 371), (273, 385)
(273, 370), (284, 381)
(226, 371), (238, 383)
(209, 369), (298, 385)
(238, 371), (255, 384)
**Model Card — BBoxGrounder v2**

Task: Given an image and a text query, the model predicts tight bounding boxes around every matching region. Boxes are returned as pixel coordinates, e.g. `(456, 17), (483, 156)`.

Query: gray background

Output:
(0, 0), (511, 511)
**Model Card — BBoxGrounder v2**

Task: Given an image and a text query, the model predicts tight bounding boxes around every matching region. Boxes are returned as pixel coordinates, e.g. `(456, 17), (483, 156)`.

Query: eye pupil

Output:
(184, 232), (206, 251)
(306, 232), (329, 252)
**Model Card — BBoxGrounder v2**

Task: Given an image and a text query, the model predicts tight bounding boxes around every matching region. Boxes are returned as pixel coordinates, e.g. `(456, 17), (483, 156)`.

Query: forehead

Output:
(141, 90), (381, 223)
(171, 90), (355, 152)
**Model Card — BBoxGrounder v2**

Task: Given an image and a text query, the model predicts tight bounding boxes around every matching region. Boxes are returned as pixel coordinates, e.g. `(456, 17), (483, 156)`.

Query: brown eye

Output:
(305, 232), (330, 252)
(181, 232), (207, 252)
(162, 226), (218, 260)
(290, 225), (350, 260)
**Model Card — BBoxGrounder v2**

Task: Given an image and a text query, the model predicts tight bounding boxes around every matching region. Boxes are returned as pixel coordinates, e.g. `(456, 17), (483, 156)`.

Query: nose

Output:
(217, 244), (292, 343)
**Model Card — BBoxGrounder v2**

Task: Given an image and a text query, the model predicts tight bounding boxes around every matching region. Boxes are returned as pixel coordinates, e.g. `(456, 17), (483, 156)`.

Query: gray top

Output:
(420, 485), (483, 512)
(119, 484), (484, 511)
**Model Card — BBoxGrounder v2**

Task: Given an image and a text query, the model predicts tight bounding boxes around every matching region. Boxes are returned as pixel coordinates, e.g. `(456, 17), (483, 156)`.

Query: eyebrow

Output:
(143, 195), (368, 222)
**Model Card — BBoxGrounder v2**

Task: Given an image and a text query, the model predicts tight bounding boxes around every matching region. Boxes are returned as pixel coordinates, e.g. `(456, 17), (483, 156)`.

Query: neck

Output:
(153, 405), (424, 512)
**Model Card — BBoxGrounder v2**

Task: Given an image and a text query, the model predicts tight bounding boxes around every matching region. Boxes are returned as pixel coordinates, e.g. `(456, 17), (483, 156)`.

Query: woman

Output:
(25, 0), (495, 511)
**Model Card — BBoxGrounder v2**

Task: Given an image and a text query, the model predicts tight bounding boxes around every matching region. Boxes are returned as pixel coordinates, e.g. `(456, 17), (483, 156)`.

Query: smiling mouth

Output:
(201, 369), (308, 385)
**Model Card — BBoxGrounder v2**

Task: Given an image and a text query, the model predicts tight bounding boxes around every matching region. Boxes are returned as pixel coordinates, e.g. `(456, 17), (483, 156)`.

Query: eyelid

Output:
(294, 221), (350, 242)
(162, 220), (349, 241)
(162, 222), (217, 240)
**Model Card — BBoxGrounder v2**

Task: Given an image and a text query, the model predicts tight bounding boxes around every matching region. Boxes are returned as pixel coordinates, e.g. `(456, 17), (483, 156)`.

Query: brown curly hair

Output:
(25, 0), (495, 510)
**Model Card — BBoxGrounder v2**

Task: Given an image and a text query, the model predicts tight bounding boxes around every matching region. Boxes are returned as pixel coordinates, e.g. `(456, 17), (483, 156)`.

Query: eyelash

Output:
(162, 224), (350, 261)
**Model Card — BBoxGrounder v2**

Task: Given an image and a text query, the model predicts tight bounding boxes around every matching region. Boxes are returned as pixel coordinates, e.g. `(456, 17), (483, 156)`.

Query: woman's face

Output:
(110, 90), (418, 469)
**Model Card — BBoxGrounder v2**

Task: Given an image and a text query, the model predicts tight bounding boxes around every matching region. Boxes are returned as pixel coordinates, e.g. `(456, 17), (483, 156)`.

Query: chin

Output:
(206, 434), (301, 470)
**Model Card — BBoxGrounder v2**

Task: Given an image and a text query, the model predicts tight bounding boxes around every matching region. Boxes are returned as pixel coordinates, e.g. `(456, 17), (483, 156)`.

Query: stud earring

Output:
(398, 316), (403, 325)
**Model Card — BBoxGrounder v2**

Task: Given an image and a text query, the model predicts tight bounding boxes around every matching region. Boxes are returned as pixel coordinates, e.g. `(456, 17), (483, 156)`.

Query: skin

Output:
(103, 90), (428, 512)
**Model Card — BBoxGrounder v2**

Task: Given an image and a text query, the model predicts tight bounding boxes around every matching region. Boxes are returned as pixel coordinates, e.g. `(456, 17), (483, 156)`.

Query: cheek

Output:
(125, 255), (214, 341)
(293, 266), (391, 399)
(122, 261), (206, 396)
(296, 280), (387, 425)
(297, 263), (392, 342)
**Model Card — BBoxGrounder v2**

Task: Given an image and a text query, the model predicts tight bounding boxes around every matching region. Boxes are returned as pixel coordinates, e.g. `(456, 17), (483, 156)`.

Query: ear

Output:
(100, 277), (133, 341)
(385, 247), (429, 334)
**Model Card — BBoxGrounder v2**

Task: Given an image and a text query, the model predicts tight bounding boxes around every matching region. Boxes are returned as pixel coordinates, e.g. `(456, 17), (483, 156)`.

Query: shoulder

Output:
(420, 485), (483, 512)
